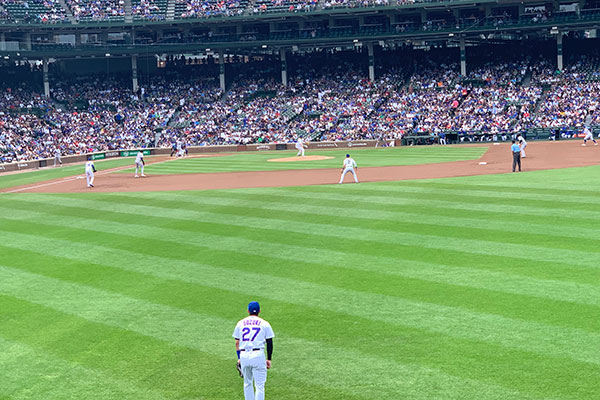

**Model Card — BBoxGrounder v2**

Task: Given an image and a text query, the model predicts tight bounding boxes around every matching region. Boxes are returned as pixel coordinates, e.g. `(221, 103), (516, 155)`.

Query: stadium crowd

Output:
(1, 0), (588, 23)
(0, 0), (125, 22)
(177, 0), (247, 19)
(322, 0), (414, 9)
(0, 0), (68, 23)
(2, 46), (600, 164)
(68, 0), (125, 20)
(132, 0), (164, 20)
(0, 0), (431, 23)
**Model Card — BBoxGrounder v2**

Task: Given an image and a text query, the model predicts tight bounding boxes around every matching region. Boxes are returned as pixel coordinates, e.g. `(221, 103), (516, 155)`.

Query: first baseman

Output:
(339, 153), (359, 184)
(85, 157), (97, 187)
(233, 301), (274, 400)
(134, 150), (146, 178)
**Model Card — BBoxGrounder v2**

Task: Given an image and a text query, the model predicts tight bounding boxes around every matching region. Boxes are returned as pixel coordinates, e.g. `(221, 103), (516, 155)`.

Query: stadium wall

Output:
(0, 140), (384, 173)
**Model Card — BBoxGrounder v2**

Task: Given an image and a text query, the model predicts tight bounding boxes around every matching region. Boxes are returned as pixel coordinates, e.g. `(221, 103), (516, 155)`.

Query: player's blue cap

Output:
(248, 301), (260, 313)
(346, 154), (350, 157)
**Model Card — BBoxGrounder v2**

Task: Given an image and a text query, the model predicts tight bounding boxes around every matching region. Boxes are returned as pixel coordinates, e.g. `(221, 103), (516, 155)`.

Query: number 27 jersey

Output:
(232, 316), (275, 351)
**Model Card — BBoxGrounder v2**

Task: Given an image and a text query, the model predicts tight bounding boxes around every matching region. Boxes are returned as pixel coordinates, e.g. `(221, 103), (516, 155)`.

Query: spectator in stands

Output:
(2, 47), (600, 164)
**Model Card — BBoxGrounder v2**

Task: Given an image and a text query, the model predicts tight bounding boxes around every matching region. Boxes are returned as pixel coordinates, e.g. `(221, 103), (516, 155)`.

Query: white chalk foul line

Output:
(1, 157), (178, 194)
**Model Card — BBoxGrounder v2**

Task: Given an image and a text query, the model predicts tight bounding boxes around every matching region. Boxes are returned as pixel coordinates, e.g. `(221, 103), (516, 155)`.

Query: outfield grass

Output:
(1, 166), (599, 399)
(118, 146), (487, 174)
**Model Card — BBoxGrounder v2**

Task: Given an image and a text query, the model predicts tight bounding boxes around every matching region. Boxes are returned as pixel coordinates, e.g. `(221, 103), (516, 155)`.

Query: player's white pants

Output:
(296, 147), (305, 156)
(135, 162), (144, 176)
(86, 171), (94, 187)
(439, 138), (446, 145)
(584, 133), (595, 143)
(520, 144), (527, 157)
(240, 351), (267, 400)
(54, 156), (61, 166)
(339, 167), (358, 184)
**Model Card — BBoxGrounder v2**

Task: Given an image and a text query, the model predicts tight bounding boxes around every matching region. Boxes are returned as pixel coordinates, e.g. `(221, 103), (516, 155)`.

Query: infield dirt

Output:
(2, 141), (598, 194)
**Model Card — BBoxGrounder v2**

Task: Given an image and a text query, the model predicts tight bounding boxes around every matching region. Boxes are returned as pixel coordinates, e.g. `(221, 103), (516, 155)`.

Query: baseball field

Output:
(0, 142), (599, 400)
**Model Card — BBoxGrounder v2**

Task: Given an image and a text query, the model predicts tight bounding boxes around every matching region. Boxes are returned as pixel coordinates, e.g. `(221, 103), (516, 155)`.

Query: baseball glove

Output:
(236, 362), (243, 378)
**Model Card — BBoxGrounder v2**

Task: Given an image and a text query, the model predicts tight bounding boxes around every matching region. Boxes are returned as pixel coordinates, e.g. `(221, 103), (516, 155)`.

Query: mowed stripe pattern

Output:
(1, 167), (599, 399)
(122, 146), (486, 174)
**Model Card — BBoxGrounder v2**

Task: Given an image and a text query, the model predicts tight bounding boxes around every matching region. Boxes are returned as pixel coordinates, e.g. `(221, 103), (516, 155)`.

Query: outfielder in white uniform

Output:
(295, 137), (307, 156)
(85, 159), (96, 188)
(517, 135), (528, 158)
(339, 153), (358, 184)
(134, 150), (146, 177)
(233, 301), (274, 400)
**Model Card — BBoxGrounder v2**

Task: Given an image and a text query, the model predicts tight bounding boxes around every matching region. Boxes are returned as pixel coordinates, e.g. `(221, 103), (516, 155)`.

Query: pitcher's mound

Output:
(268, 155), (334, 162)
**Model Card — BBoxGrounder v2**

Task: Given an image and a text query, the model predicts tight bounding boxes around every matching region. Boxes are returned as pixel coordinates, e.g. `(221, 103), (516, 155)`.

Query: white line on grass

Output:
(1, 157), (179, 194)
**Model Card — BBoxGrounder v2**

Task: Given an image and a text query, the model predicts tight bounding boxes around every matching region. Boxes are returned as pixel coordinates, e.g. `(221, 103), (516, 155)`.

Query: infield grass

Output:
(0, 165), (599, 399)
(118, 145), (487, 174)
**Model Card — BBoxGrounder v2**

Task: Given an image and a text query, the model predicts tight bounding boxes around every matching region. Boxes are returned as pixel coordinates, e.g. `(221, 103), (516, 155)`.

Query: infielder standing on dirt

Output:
(582, 127), (598, 146)
(295, 137), (307, 157)
(339, 153), (359, 184)
(233, 301), (274, 400)
(134, 150), (146, 178)
(85, 157), (97, 188)
(517, 135), (527, 158)
(582, 110), (598, 146)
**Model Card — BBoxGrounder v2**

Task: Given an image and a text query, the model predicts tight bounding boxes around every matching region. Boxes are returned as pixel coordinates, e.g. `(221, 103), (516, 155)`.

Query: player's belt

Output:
(240, 348), (262, 352)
